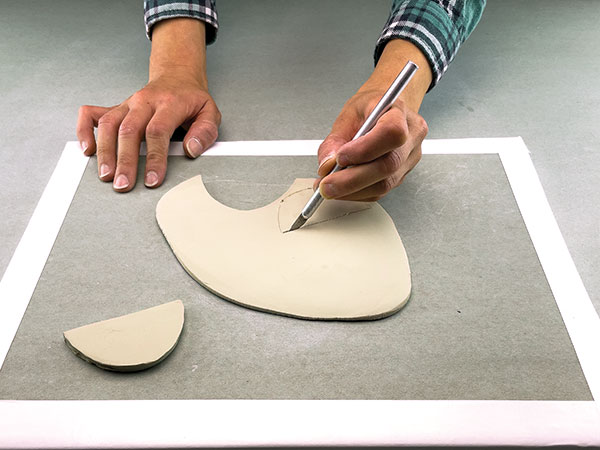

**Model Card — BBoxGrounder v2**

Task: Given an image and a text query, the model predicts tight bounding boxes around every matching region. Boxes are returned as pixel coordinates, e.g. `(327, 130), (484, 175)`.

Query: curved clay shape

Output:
(156, 177), (411, 320)
(63, 300), (184, 372)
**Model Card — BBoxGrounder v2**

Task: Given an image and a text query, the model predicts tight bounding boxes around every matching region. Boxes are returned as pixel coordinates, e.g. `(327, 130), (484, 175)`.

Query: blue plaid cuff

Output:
(375, 0), (485, 90)
(144, 0), (218, 44)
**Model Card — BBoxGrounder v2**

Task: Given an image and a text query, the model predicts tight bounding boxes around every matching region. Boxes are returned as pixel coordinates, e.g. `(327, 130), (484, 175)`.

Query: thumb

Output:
(183, 102), (221, 158)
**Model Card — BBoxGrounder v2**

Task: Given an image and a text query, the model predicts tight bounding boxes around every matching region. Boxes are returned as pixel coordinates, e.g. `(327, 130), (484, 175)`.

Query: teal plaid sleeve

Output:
(375, 0), (485, 90)
(144, 0), (218, 44)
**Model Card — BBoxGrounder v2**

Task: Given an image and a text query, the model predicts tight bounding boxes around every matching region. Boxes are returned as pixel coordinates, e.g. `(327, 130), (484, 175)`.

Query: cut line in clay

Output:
(277, 187), (371, 233)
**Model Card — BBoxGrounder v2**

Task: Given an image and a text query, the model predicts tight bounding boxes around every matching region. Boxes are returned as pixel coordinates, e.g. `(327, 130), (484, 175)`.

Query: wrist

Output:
(359, 39), (432, 112)
(148, 18), (208, 88)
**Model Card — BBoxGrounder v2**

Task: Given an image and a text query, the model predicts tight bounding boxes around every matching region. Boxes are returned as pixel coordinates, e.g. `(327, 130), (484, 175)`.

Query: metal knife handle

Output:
(299, 61), (419, 221)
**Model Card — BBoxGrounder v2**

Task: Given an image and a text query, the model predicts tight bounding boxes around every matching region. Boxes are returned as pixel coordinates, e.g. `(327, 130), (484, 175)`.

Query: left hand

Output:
(315, 89), (428, 202)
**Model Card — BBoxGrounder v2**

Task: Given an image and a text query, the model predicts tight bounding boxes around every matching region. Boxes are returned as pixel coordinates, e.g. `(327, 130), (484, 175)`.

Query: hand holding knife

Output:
(288, 61), (419, 232)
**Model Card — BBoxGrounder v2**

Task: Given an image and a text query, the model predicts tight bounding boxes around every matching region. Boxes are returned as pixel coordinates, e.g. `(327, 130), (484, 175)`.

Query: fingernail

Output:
(113, 174), (129, 190)
(145, 170), (159, 188)
(186, 137), (203, 158)
(80, 141), (88, 153)
(317, 155), (335, 177)
(318, 154), (334, 170)
(100, 164), (110, 178)
(320, 183), (336, 199)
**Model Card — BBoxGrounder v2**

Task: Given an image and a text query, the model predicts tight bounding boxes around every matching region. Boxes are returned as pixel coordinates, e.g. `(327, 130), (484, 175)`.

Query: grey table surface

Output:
(1, 0), (598, 327)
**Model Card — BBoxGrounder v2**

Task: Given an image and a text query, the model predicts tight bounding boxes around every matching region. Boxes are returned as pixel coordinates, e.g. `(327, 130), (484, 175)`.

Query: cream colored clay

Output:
(156, 177), (411, 320)
(63, 300), (184, 371)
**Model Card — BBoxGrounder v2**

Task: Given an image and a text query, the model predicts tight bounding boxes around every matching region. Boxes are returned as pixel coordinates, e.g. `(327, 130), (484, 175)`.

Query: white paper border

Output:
(1, 138), (599, 448)
(0, 144), (88, 366)
(1, 400), (599, 449)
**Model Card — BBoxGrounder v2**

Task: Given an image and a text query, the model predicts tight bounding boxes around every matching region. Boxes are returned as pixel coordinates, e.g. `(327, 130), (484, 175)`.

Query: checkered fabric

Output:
(376, 0), (485, 90)
(144, 0), (218, 44)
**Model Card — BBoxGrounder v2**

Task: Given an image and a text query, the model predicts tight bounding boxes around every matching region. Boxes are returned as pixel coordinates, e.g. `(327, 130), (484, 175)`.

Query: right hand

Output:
(315, 90), (427, 202)
(77, 70), (221, 192)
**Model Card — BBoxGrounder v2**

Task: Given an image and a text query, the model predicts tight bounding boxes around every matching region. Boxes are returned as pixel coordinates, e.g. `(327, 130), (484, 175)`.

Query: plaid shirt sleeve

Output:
(375, 0), (485, 90)
(144, 0), (218, 44)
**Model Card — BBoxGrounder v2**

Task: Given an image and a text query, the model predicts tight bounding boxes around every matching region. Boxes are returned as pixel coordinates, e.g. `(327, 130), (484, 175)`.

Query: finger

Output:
(320, 134), (419, 200)
(312, 177), (321, 192)
(407, 109), (429, 143)
(335, 145), (422, 201)
(335, 104), (411, 168)
(315, 134), (344, 177)
(321, 108), (427, 200)
(96, 105), (128, 182)
(76, 105), (112, 156)
(183, 101), (221, 158)
(144, 107), (187, 188)
(319, 153), (401, 199)
(113, 106), (153, 192)
(317, 104), (365, 177)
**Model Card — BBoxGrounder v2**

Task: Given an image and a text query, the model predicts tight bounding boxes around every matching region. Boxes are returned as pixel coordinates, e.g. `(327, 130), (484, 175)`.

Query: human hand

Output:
(76, 17), (218, 192)
(77, 72), (220, 192)
(315, 89), (428, 201)
(315, 38), (432, 202)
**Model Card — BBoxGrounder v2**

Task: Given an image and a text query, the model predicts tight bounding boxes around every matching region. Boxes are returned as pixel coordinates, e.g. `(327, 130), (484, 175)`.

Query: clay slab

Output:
(156, 177), (411, 320)
(63, 300), (184, 372)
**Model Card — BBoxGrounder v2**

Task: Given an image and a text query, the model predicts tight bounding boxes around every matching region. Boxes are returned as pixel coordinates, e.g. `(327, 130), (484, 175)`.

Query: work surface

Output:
(1, 139), (599, 448)
(0, 150), (591, 401)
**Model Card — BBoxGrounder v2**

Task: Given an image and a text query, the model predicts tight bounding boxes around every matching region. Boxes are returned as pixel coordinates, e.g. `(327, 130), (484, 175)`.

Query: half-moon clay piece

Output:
(156, 177), (411, 320)
(63, 300), (184, 372)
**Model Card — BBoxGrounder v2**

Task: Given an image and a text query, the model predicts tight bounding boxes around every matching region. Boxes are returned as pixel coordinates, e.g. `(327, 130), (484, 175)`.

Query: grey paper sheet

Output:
(0, 154), (591, 400)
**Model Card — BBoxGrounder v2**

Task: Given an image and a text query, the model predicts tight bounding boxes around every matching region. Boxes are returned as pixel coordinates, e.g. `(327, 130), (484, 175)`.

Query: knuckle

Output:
(118, 122), (141, 138)
(98, 113), (120, 128)
(372, 180), (389, 196)
(157, 92), (176, 107)
(129, 91), (148, 106)
(393, 121), (409, 146)
(318, 134), (345, 160)
(417, 116), (429, 138)
(200, 120), (219, 142)
(318, 136), (337, 156)
(146, 150), (166, 165)
(382, 176), (398, 194)
(392, 99), (407, 110)
(381, 151), (403, 176)
(146, 122), (170, 141)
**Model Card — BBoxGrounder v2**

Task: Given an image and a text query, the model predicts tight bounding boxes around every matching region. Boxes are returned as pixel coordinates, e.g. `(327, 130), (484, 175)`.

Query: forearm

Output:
(359, 39), (432, 113)
(375, 0), (485, 91)
(149, 18), (208, 88)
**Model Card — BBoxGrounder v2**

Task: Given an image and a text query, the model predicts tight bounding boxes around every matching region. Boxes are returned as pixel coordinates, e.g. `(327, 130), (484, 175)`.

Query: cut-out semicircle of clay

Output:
(63, 300), (184, 372)
(156, 177), (411, 320)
